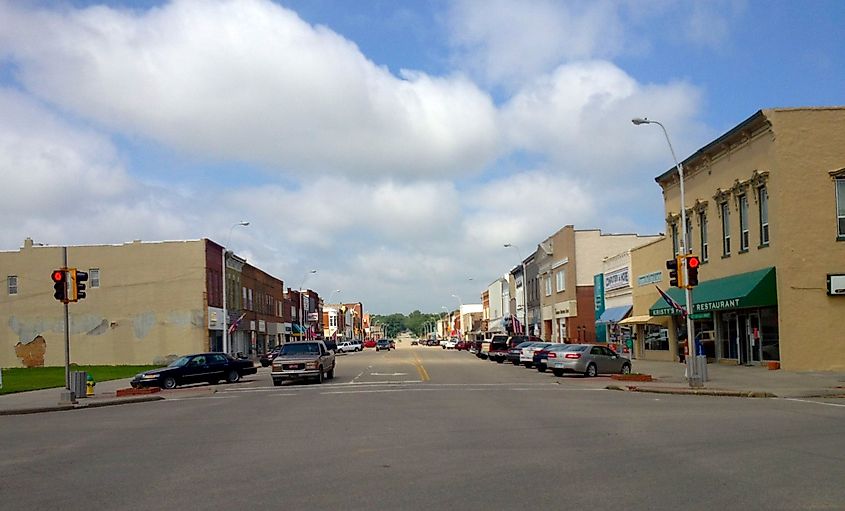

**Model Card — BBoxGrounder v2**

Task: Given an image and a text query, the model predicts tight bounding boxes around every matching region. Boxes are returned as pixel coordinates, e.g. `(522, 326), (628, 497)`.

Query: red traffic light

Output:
(687, 256), (700, 269)
(52, 270), (65, 282)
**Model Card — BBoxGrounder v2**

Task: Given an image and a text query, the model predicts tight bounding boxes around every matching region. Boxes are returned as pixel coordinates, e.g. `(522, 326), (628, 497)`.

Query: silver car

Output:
(549, 344), (632, 377)
(519, 342), (552, 367)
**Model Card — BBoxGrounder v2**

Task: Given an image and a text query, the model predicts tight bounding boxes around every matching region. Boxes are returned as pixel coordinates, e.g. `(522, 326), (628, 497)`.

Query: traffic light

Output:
(51, 269), (68, 302)
(69, 268), (88, 302)
(666, 256), (684, 288)
(685, 255), (700, 288)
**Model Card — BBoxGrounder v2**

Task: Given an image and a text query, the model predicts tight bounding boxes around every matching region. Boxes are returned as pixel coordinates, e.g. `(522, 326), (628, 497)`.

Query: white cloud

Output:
(502, 60), (707, 174)
(0, 0), (501, 179)
(447, 0), (627, 87)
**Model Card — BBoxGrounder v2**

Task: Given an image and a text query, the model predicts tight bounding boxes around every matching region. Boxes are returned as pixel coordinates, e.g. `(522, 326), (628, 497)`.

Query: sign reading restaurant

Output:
(651, 297), (742, 316)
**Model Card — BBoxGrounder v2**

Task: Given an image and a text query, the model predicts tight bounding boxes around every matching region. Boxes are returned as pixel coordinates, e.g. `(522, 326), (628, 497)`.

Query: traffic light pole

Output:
(63, 246), (71, 392)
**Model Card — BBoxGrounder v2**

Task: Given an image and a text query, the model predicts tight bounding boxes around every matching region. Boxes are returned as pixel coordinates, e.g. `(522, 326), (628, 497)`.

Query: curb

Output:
(606, 384), (776, 398)
(0, 395), (164, 416)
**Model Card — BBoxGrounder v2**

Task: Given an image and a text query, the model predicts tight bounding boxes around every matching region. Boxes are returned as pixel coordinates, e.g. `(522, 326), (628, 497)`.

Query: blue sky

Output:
(1, 0), (843, 313)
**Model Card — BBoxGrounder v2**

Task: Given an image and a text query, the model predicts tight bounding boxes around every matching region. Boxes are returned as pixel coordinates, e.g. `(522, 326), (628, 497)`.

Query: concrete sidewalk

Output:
(0, 376), (216, 415)
(609, 359), (845, 398)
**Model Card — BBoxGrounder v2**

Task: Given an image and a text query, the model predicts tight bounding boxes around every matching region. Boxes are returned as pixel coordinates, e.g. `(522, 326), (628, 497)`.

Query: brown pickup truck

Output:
(271, 341), (336, 385)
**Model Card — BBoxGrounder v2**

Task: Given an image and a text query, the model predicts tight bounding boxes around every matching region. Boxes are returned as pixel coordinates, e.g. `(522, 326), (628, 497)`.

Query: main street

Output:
(1, 344), (843, 511)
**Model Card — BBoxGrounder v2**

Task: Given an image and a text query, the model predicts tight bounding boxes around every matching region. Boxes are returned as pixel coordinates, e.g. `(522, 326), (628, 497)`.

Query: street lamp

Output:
(222, 221), (249, 354)
(632, 117), (701, 388)
(299, 270), (317, 339)
(504, 243), (528, 335)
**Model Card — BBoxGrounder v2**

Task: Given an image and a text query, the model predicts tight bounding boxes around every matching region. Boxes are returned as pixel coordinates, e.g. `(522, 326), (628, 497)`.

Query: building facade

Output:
(633, 107), (845, 371)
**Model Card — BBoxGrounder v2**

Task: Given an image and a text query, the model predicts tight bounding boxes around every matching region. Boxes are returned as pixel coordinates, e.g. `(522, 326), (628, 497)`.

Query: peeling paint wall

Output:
(1, 240), (208, 366)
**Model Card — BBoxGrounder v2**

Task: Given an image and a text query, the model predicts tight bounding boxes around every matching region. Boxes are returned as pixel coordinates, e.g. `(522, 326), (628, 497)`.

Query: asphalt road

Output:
(1, 344), (844, 511)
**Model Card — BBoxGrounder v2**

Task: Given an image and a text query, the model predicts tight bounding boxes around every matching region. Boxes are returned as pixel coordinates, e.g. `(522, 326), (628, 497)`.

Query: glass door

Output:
(745, 313), (761, 363)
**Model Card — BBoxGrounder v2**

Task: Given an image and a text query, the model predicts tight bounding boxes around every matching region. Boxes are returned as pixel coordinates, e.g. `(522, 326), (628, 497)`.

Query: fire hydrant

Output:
(86, 374), (96, 396)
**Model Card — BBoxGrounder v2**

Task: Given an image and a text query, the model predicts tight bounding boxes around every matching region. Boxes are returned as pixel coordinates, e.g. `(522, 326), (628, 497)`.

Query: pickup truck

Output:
(337, 340), (362, 353)
(271, 341), (336, 385)
(487, 337), (511, 363)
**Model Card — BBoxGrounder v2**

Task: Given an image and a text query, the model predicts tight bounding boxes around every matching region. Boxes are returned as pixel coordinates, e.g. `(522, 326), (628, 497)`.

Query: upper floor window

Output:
(545, 276), (552, 296)
(739, 194), (750, 252)
(758, 186), (769, 246)
(90, 268), (100, 288)
(836, 178), (845, 239)
(699, 211), (709, 262)
(7, 275), (17, 295)
(555, 270), (565, 292)
(685, 216), (693, 255)
(671, 222), (679, 256)
(721, 201), (731, 256)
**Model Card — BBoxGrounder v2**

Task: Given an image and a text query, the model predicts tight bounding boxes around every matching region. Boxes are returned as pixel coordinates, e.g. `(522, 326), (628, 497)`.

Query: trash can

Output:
(694, 355), (708, 382)
(70, 371), (88, 399)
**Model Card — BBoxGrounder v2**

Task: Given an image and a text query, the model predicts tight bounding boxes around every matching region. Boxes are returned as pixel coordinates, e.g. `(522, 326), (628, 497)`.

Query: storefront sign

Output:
(554, 300), (577, 318)
(652, 298), (742, 316)
(605, 267), (630, 291)
(637, 271), (662, 286)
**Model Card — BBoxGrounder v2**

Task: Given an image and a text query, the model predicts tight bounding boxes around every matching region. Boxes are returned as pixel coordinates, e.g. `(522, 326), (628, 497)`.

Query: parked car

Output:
(131, 352), (257, 389)
(487, 337), (512, 363)
(478, 334), (508, 360)
(271, 341), (336, 385)
(323, 339), (338, 353)
(376, 339), (392, 351)
(520, 342), (552, 368)
(548, 344), (632, 377)
(337, 341), (362, 353)
(364, 339), (377, 348)
(508, 341), (535, 365)
(455, 340), (469, 351)
(533, 343), (567, 372)
(442, 339), (458, 349)
(260, 345), (284, 367)
(389, 339), (396, 349)
(411, 339), (419, 346)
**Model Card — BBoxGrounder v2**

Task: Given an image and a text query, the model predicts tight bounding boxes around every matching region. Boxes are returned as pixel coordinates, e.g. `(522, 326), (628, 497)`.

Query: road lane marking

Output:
(782, 398), (845, 408)
(370, 372), (408, 376)
(412, 352), (430, 381)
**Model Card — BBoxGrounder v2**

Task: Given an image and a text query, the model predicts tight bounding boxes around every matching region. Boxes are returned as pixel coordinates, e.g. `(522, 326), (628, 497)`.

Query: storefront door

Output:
(732, 312), (761, 365)
(744, 313), (761, 364)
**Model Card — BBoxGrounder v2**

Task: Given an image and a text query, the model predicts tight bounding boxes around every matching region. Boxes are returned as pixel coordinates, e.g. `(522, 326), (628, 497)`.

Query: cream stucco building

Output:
(627, 107), (845, 371)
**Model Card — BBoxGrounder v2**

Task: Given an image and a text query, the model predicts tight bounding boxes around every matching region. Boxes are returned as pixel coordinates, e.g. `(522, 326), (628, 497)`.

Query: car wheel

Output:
(537, 365), (546, 373)
(315, 368), (324, 384)
(585, 363), (597, 378)
(327, 366), (335, 379)
(273, 379), (282, 386)
(161, 376), (177, 390)
(552, 369), (564, 377)
(621, 363), (631, 374)
(511, 361), (520, 366)
(226, 370), (240, 383)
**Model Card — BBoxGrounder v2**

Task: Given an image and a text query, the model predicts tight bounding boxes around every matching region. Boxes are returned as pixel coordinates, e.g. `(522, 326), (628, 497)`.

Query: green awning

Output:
(292, 323), (306, 334)
(650, 267), (777, 316)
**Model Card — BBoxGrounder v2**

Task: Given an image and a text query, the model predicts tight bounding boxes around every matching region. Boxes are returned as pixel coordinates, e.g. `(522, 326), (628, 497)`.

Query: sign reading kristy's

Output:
(604, 267), (630, 291)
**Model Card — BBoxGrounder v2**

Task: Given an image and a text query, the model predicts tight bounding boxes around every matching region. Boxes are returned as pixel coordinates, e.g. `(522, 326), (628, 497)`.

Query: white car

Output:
(337, 341), (362, 353)
(442, 339), (458, 349)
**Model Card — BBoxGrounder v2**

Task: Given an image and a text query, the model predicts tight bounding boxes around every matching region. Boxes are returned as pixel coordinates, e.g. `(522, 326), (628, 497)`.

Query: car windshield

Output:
(168, 356), (191, 368)
(377, 340), (389, 345)
(280, 343), (320, 355)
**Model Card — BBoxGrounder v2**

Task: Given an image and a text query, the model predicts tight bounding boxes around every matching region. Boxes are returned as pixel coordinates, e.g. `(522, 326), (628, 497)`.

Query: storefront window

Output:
(644, 325), (668, 351)
(760, 308), (780, 361)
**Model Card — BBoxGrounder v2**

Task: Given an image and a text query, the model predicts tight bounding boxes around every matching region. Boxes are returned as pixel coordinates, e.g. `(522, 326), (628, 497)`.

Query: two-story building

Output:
(630, 107), (845, 371)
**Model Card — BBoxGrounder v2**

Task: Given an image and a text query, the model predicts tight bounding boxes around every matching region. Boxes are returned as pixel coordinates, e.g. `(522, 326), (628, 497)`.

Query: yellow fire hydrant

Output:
(86, 374), (96, 396)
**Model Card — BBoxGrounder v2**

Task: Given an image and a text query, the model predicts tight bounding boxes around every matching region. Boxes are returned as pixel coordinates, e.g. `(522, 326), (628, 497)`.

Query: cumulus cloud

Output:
(502, 60), (707, 174)
(447, 0), (627, 87)
(0, 0), (501, 179)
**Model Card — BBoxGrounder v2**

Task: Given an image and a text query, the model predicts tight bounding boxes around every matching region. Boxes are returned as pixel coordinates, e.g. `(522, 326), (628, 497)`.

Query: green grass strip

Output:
(0, 365), (161, 395)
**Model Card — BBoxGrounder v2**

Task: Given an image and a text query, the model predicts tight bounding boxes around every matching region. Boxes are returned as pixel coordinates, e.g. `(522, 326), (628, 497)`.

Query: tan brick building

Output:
(627, 107), (845, 371)
(1, 238), (287, 367)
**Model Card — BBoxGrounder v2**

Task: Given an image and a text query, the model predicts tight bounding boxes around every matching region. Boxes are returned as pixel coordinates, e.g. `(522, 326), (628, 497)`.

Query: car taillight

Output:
(565, 353), (581, 359)
(547, 352), (556, 358)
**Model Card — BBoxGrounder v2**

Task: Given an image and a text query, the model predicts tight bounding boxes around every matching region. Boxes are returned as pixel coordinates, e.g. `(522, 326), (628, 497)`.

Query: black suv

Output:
(376, 339), (392, 351)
